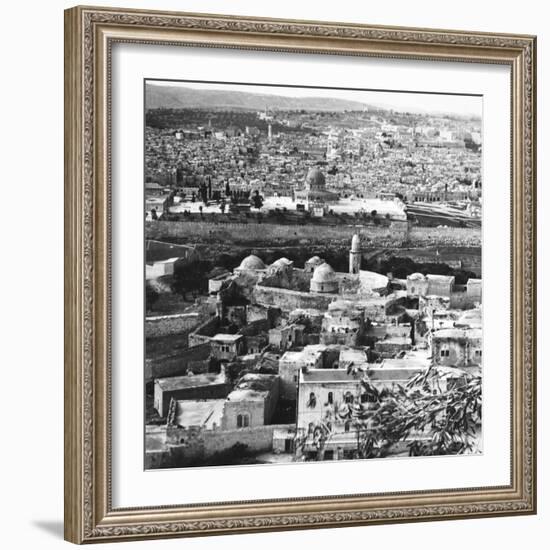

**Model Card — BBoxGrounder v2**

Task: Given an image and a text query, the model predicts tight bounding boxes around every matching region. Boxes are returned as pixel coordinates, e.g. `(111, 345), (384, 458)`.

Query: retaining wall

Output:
(145, 312), (201, 338)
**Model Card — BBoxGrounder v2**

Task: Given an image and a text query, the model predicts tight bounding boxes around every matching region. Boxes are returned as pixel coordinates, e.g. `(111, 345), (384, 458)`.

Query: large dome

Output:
(311, 262), (336, 283)
(238, 255), (265, 270)
(305, 167), (326, 190)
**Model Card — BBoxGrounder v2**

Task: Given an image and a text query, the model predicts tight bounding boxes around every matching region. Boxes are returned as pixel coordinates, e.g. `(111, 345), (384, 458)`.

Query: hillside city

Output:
(144, 84), (483, 468)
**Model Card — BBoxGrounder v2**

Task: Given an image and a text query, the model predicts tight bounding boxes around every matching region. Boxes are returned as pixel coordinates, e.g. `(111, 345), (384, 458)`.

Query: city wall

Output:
(145, 220), (480, 247)
(407, 225), (481, 247)
(145, 312), (200, 338)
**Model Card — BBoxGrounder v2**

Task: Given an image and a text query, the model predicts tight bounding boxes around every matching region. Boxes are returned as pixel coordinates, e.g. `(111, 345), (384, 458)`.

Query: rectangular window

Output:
(441, 349), (450, 357)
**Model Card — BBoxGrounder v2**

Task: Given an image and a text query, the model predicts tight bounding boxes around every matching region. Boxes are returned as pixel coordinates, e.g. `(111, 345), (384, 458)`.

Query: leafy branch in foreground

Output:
(296, 367), (482, 460)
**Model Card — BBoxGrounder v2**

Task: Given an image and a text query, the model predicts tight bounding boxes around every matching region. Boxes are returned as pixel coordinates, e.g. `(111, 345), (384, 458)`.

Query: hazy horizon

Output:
(146, 79), (482, 118)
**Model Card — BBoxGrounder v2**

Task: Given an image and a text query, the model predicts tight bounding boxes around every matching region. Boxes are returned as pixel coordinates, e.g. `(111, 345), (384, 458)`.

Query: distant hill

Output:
(145, 83), (371, 112)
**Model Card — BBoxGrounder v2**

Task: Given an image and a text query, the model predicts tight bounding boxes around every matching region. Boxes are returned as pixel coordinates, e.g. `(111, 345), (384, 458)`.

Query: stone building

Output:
(268, 323), (305, 352)
(245, 334), (268, 355)
(279, 346), (324, 400)
(294, 167), (339, 213)
(320, 300), (365, 346)
(208, 269), (232, 294)
(466, 278), (482, 301)
(154, 371), (231, 417)
(295, 361), (433, 460)
(431, 327), (482, 370)
(221, 373), (279, 430)
(210, 334), (245, 362)
(407, 273), (455, 298)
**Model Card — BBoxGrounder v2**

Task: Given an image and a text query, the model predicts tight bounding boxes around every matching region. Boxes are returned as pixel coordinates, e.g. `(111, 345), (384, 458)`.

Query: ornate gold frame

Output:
(64, 5), (537, 544)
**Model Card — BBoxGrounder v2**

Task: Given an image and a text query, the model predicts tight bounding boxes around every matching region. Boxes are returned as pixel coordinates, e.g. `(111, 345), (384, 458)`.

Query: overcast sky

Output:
(147, 80), (482, 117)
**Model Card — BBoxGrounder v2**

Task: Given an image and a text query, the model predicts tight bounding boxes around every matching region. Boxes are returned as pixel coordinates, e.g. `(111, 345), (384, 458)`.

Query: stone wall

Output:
(145, 342), (212, 382)
(188, 316), (220, 347)
(408, 226), (481, 247)
(145, 219), (480, 247)
(150, 423), (293, 468)
(146, 220), (408, 245)
(253, 285), (335, 312)
(145, 312), (200, 338)
(204, 424), (288, 455)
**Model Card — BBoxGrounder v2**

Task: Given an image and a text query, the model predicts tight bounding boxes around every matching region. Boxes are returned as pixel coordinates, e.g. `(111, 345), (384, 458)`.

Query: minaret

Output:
(349, 234), (361, 274)
(216, 293), (224, 320)
(268, 123), (272, 143)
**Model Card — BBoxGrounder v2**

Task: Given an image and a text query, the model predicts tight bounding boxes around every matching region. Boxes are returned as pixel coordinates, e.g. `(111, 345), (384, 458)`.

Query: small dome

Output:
(305, 167), (326, 189)
(305, 256), (324, 266)
(351, 234), (361, 252)
(408, 272), (425, 281)
(271, 257), (292, 268)
(238, 255), (265, 270)
(312, 262), (336, 284)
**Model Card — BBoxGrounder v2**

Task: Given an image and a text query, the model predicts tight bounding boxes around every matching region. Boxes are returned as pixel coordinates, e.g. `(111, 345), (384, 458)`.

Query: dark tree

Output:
(251, 190), (264, 210)
(145, 282), (159, 312)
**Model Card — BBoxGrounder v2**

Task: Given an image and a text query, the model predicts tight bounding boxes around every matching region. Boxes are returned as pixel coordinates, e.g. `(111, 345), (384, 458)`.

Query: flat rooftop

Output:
(433, 327), (482, 339)
(228, 373), (279, 401)
(174, 399), (225, 429)
(301, 369), (364, 383)
(211, 333), (243, 343)
(339, 348), (368, 364)
(301, 358), (432, 383)
(155, 372), (225, 392)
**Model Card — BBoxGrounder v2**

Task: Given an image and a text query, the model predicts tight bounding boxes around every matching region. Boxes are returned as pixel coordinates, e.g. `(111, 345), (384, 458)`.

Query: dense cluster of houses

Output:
(145, 233), (482, 467)
(144, 107), (482, 223)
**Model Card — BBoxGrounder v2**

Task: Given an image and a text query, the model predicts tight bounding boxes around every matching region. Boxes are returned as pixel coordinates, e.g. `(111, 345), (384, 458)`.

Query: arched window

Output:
(344, 392), (354, 404)
(307, 392), (317, 408)
(327, 392), (333, 405)
(237, 413), (250, 428)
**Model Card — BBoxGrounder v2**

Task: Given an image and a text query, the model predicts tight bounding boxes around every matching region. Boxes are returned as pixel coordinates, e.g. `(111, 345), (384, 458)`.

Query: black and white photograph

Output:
(144, 79), (483, 469)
